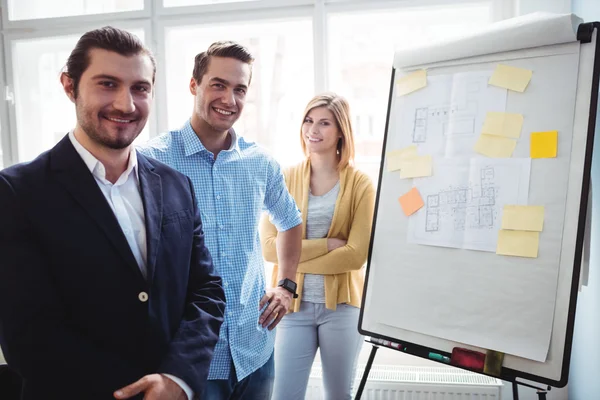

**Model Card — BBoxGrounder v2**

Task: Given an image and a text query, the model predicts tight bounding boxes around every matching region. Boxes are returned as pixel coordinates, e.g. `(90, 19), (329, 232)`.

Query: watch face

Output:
(280, 279), (296, 292)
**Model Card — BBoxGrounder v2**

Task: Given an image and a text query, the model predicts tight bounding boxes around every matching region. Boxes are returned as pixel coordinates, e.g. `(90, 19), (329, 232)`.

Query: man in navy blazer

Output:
(0, 27), (225, 400)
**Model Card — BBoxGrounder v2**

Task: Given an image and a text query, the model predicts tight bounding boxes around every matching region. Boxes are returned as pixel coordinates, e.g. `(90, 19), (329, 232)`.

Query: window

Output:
(10, 29), (147, 163)
(7, 0), (144, 21)
(328, 2), (493, 183)
(163, 0), (258, 7)
(0, 124), (4, 169)
(0, 0), (500, 171)
(323, 1), (493, 368)
(164, 17), (313, 167)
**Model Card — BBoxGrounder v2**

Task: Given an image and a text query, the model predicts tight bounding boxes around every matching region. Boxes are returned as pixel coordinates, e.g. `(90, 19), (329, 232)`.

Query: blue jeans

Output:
(202, 352), (275, 400)
(272, 302), (363, 400)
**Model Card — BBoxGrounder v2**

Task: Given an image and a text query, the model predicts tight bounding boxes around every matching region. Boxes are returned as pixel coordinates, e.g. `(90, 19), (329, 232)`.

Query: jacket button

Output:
(138, 292), (148, 302)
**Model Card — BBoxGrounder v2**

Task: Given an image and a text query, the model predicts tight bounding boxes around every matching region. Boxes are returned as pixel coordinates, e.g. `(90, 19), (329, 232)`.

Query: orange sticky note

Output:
(398, 187), (424, 216)
(530, 131), (558, 158)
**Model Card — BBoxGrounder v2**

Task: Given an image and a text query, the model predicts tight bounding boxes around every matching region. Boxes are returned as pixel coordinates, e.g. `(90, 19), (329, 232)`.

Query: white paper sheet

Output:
(396, 71), (507, 157)
(408, 157), (531, 252)
(363, 14), (583, 370)
(394, 13), (581, 68)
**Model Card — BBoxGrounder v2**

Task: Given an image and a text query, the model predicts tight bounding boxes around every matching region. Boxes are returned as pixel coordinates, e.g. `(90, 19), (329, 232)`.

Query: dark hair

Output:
(192, 41), (254, 84)
(64, 26), (156, 98)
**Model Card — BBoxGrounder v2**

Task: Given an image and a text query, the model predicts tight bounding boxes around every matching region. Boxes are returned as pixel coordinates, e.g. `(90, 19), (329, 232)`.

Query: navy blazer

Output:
(0, 136), (225, 400)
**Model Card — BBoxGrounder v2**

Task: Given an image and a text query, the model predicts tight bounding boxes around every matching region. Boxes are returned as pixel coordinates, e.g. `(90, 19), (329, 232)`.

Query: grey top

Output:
(302, 181), (340, 303)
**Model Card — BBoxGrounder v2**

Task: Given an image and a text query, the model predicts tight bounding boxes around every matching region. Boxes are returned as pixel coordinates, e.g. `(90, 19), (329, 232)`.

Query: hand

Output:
(258, 287), (293, 330)
(327, 238), (347, 251)
(114, 374), (186, 400)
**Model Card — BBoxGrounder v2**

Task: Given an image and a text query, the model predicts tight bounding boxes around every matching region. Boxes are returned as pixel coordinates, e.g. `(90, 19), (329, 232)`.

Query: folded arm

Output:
(259, 214), (328, 264)
(296, 183), (375, 275)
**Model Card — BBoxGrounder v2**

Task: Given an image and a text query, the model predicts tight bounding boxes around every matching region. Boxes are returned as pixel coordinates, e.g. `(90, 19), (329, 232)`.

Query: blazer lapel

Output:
(50, 135), (145, 283)
(137, 153), (163, 285)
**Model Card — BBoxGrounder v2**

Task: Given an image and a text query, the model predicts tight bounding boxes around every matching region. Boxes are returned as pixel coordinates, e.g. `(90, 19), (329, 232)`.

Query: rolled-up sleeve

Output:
(263, 159), (302, 232)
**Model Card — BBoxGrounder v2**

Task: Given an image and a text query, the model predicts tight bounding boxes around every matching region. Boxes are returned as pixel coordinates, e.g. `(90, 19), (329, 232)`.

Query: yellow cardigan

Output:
(259, 159), (375, 311)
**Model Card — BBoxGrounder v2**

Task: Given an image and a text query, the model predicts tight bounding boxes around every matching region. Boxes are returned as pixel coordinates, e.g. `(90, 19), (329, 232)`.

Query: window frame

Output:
(154, 4), (315, 133)
(0, 42), (11, 169)
(2, 0), (152, 30)
(155, 0), (313, 17)
(3, 20), (155, 164)
(0, 0), (510, 165)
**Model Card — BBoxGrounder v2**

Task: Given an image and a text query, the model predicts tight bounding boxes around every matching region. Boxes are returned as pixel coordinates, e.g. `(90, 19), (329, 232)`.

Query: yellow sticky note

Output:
(501, 205), (545, 232)
(399, 155), (432, 178)
(489, 64), (533, 92)
(482, 112), (524, 138)
(386, 146), (418, 172)
(387, 145), (418, 158)
(474, 134), (516, 158)
(530, 131), (558, 158)
(398, 187), (424, 216)
(396, 70), (427, 96)
(497, 230), (539, 258)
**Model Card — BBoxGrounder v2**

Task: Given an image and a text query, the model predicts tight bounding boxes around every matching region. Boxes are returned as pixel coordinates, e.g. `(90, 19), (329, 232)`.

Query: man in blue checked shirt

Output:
(138, 41), (302, 399)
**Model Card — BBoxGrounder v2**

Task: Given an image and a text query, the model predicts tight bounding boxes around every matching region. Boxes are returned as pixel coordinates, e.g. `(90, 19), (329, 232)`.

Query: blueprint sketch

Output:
(408, 157), (531, 252)
(394, 71), (508, 157)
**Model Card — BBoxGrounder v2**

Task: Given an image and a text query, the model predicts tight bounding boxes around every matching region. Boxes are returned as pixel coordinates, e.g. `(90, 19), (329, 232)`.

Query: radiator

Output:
(306, 364), (503, 399)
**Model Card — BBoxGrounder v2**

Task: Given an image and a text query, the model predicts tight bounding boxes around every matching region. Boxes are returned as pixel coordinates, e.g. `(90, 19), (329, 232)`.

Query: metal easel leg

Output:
(512, 380), (549, 400)
(354, 345), (379, 400)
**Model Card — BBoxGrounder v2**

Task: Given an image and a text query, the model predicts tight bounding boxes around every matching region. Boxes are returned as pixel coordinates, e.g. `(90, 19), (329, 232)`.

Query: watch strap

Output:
(278, 278), (298, 298)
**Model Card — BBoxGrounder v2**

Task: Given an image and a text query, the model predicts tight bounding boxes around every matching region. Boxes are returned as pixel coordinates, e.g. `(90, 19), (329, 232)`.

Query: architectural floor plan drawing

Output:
(395, 71), (508, 157)
(408, 158), (531, 252)
(425, 165), (495, 233)
(412, 104), (472, 143)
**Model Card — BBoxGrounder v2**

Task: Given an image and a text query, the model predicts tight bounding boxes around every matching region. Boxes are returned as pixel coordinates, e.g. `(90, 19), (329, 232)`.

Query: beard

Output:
(75, 102), (143, 150)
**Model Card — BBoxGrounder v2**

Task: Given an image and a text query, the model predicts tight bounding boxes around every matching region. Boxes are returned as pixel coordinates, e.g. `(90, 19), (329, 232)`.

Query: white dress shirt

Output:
(69, 132), (193, 400)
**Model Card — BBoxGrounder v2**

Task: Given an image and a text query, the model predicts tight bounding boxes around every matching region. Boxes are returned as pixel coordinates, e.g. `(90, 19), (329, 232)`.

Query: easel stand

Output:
(355, 344), (379, 399)
(511, 380), (550, 400)
(355, 344), (551, 400)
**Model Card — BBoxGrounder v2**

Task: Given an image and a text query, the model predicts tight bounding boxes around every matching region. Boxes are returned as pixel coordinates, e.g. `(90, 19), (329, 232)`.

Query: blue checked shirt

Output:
(137, 120), (302, 381)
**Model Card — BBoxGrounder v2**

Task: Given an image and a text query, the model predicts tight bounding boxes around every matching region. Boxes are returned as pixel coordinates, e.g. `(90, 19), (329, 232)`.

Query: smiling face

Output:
(62, 48), (154, 150)
(190, 56), (251, 135)
(302, 106), (341, 156)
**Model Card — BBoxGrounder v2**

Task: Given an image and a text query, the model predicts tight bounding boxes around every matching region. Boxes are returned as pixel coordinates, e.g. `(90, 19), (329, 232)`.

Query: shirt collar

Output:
(68, 130), (139, 184)
(181, 119), (241, 158)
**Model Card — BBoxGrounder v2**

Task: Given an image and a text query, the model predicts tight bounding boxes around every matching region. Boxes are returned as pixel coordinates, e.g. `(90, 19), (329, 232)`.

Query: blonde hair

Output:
(299, 93), (355, 171)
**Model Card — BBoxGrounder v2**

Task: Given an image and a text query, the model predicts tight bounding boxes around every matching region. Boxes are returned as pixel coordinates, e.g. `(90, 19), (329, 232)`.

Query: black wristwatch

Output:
(278, 278), (298, 298)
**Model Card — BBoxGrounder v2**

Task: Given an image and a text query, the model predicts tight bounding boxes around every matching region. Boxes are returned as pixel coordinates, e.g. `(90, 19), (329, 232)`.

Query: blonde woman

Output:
(260, 93), (375, 399)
